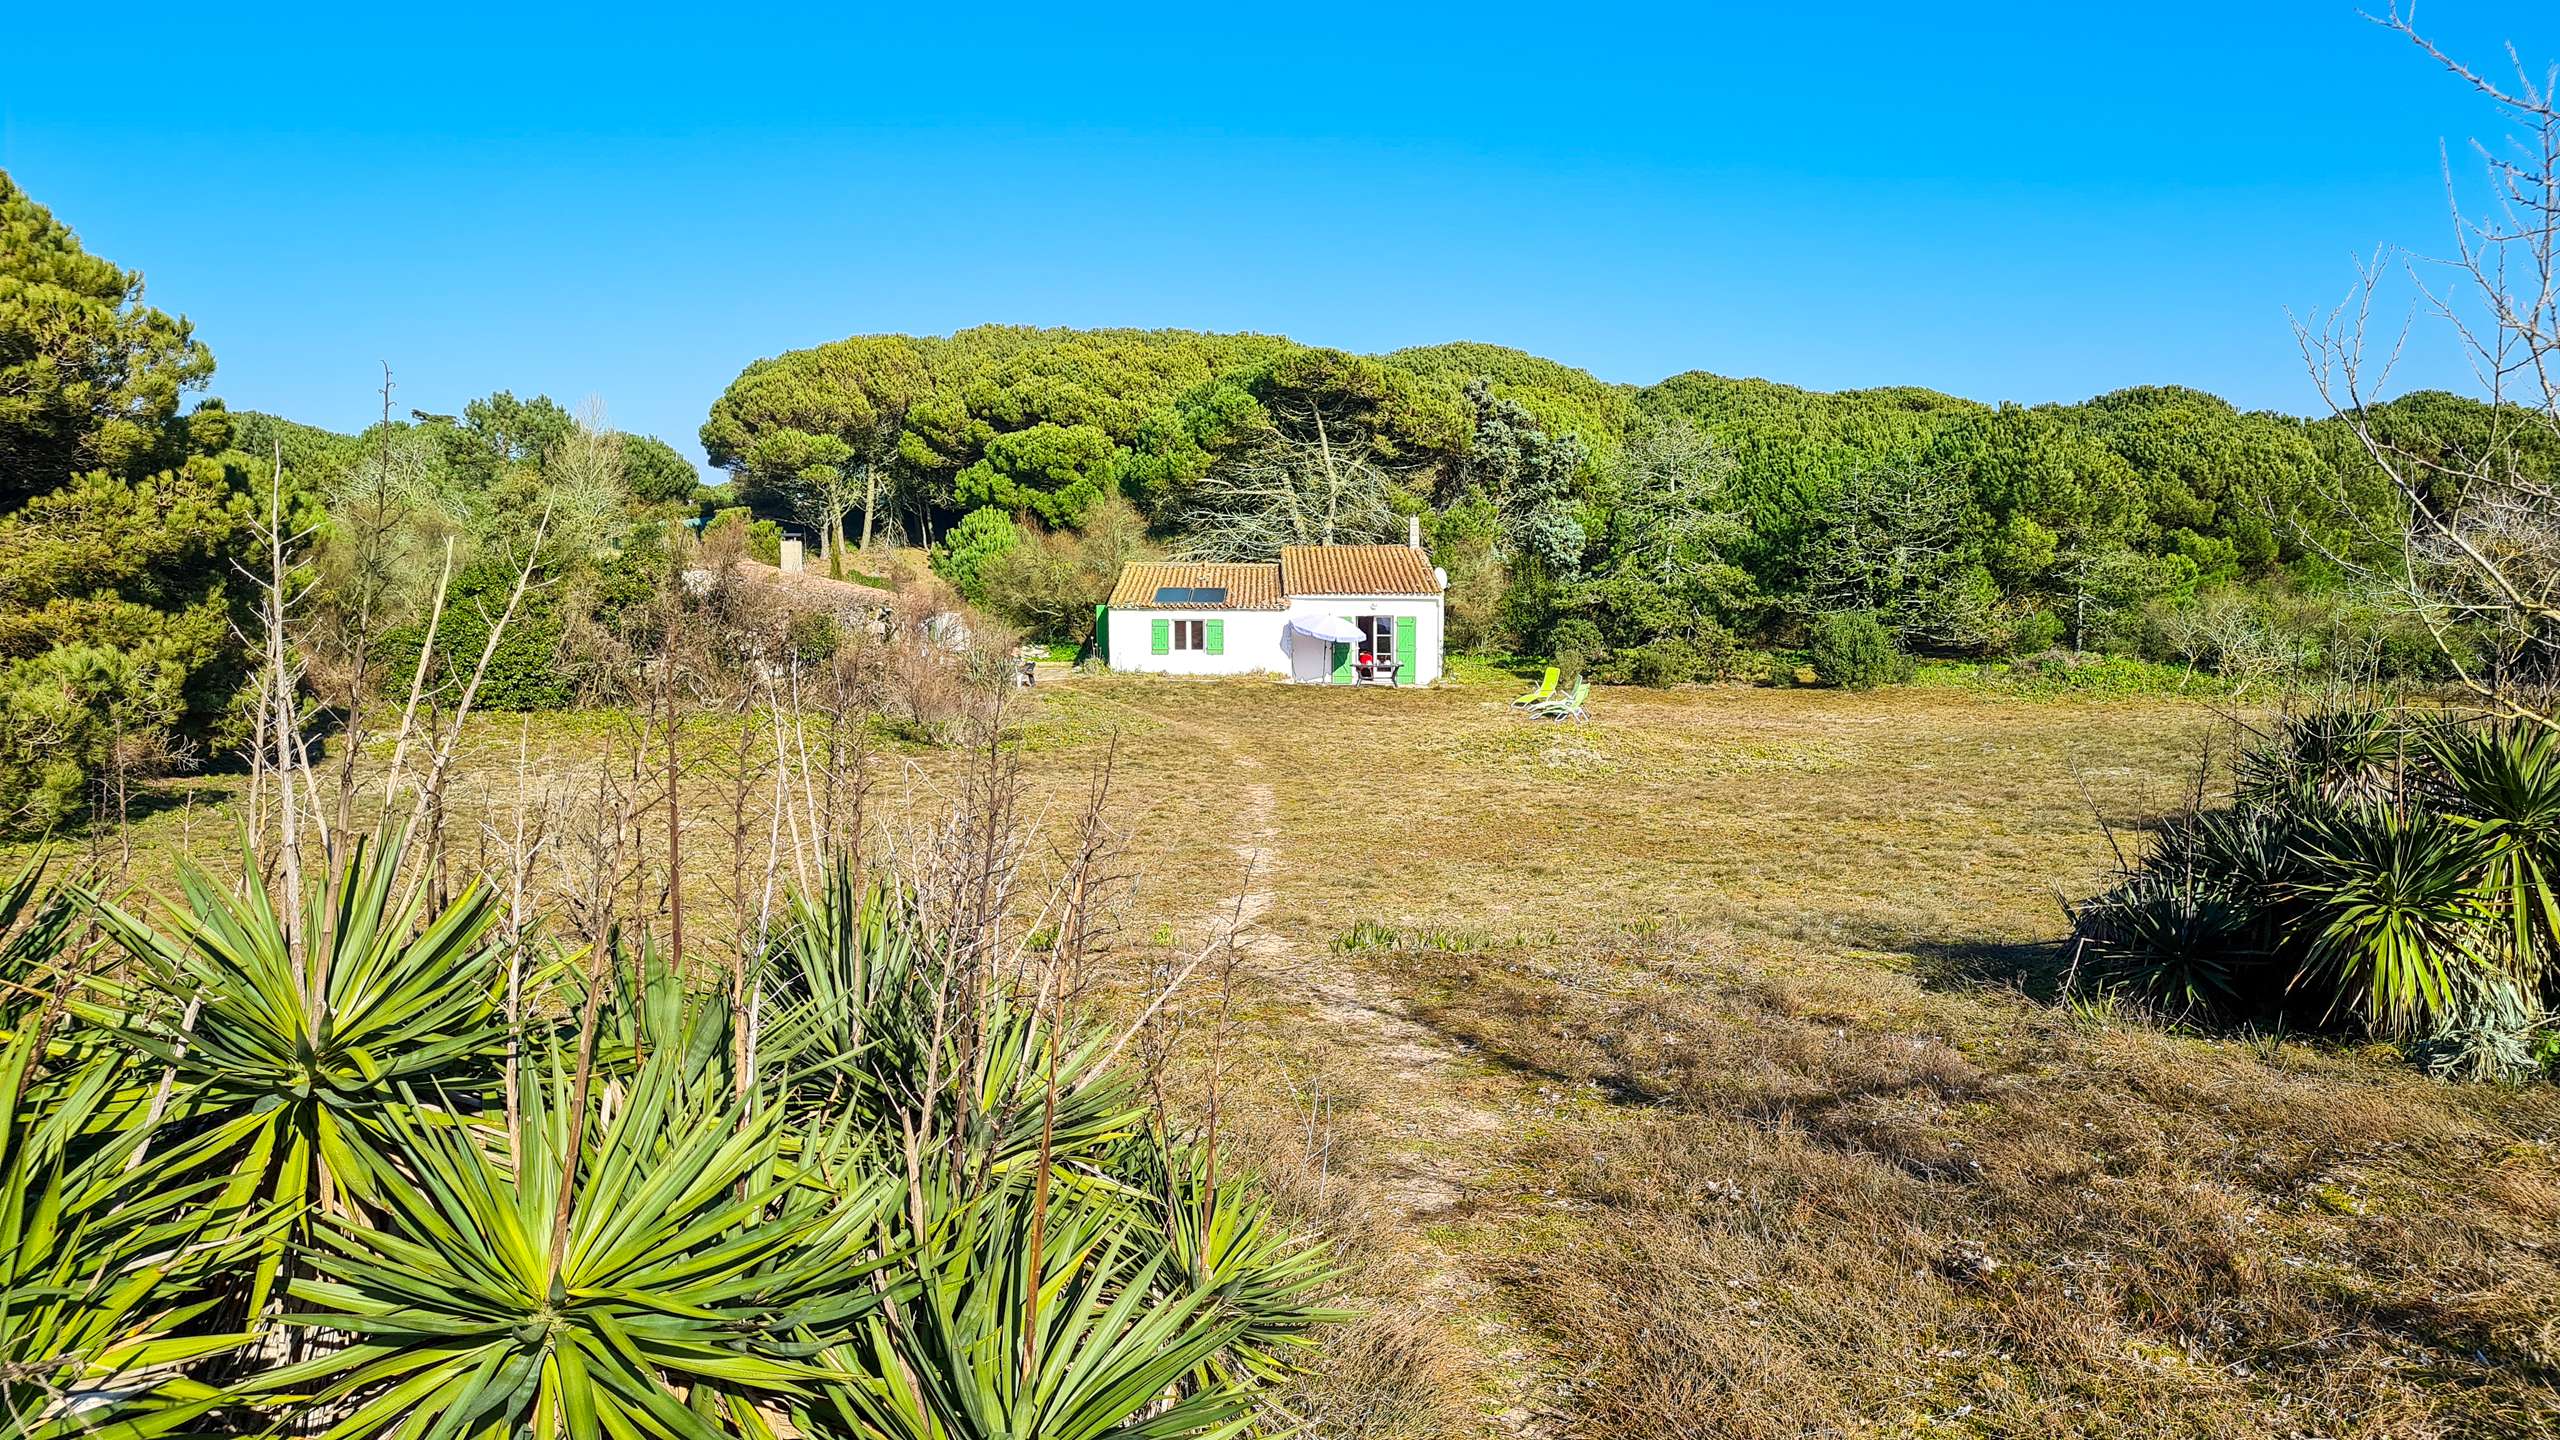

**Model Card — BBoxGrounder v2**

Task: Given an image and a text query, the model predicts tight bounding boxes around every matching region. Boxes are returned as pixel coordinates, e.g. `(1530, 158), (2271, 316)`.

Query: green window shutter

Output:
(1205, 618), (1224, 655)
(1095, 605), (1108, 661)
(1330, 620), (1355, 682)
(1395, 614), (1417, 683)
(1151, 618), (1170, 655)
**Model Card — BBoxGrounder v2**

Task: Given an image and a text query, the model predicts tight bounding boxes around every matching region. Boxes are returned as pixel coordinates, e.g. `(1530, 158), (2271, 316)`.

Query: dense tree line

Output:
(703, 325), (2519, 681)
(0, 171), (705, 833)
(4, 157), (2541, 832)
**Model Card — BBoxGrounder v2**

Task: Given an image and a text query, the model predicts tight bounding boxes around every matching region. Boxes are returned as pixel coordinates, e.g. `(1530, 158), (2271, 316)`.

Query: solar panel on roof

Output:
(1152, 585), (1228, 605)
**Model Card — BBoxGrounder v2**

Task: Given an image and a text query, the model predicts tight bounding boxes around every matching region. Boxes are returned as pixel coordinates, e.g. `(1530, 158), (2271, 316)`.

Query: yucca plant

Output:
(2237, 704), (2408, 809)
(757, 868), (920, 1123)
(0, 1031), (272, 1440)
(2, 811), (1343, 1438)
(2427, 720), (2560, 992)
(2075, 805), (2304, 1018)
(2074, 872), (2258, 1018)
(2285, 805), (2495, 1035)
(1134, 1139), (1342, 1390)
(576, 936), (735, 1097)
(74, 832), (512, 1311)
(259, 1045), (900, 1440)
(817, 1175), (1274, 1440)
(762, 868), (1338, 1439)
(1, 852), (267, 1440)
(958, 1006), (1149, 1179)
(764, 871), (1143, 1181)
(2071, 703), (2560, 1073)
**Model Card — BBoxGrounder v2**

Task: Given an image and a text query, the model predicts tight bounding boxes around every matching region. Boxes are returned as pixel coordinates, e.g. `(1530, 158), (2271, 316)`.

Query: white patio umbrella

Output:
(1285, 614), (1363, 644)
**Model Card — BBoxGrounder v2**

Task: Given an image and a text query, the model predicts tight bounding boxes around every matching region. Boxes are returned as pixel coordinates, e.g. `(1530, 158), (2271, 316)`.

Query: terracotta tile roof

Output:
(1279, 544), (1440, 597)
(1108, 561), (1285, 610)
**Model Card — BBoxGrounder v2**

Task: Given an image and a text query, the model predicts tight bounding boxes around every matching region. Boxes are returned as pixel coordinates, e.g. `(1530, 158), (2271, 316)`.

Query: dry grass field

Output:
(33, 664), (2560, 1438)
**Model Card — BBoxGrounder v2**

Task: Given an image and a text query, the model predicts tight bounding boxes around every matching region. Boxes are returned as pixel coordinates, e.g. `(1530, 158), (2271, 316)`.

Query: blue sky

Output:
(5, 3), (2554, 473)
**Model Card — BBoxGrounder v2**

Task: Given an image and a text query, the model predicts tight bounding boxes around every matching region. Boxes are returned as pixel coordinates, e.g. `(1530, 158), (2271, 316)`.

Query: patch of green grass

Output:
(1005, 686), (1156, 752)
(1443, 653), (1546, 688)
(1908, 652), (2233, 698)
(1331, 920), (1499, 955)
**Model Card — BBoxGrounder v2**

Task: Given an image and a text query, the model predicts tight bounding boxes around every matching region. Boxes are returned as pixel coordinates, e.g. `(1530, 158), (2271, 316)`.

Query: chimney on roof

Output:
(780, 538), (805, 575)
(1407, 515), (1422, 551)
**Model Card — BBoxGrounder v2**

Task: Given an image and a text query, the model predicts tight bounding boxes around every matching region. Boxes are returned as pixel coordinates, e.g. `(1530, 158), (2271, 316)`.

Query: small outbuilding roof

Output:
(1108, 561), (1286, 610)
(1279, 544), (1441, 597)
(706, 558), (896, 614)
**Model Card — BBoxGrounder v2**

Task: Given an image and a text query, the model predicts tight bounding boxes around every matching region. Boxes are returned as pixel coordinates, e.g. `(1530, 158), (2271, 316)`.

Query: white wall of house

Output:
(1105, 608), (1291, 676)
(1282, 595), (1445, 685)
(1106, 594), (1444, 684)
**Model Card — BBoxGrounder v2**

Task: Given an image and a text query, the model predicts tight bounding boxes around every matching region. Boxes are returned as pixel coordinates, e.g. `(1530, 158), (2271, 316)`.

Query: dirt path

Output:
(1048, 682), (1557, 1425)
(1176, 723), (1557, 1434)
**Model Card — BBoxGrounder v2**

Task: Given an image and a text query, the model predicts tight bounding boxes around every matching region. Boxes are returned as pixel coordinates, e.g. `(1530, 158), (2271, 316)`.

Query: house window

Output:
(1356, 615), (1396, 664)
(1170, 619), (1208, 651)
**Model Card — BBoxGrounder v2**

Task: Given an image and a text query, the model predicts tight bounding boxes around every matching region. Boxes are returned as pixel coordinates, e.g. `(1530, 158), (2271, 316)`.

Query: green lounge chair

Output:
(1532, 678), (1589, 721)
(1511, 665), (1560, 707)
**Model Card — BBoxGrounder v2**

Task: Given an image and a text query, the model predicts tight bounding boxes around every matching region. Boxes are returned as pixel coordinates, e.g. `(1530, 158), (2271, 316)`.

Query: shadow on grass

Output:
(1887, 934), (2078, 1002)
(15, 782), (226, 849)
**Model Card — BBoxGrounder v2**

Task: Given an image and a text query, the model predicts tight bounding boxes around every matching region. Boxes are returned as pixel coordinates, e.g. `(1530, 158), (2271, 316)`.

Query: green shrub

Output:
(705, 506), (783, 565)
(1808, 611), (1910, 690)
(786, 609), (840, 665)
(374, 559), (575, 711)
(0, 643), (191, 832)
(1546, 617), (1604, 682)
(973, 496), (1152, 644)
(2007, 609), (2065, 655)
(2070, 707), (2560, 1078)
(1958, 651), (2228, 698)
(932, 506), (1022, 602)
(1622, 639), (1697, 687)
(1609, 626), (1737, 687)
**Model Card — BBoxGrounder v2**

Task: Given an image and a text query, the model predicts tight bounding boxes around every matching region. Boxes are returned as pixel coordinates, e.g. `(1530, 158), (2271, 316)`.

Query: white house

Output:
(1101, 538), (1446, 685)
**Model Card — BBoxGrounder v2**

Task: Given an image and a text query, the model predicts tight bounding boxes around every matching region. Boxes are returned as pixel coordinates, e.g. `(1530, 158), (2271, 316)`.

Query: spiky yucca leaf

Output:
(0, 1026), (264, 1440)
(260, 1049), (899, 1440)
(757, 866), (918, 1113)
(2287, 806), (2495, 1035)
(818, 1175), (1263, 1440)
(2074, 871), (2259, 1015)
(2427, 720), (2560, 989)
(1138, 1141), (1344, 1389)
(2238, 705), (2406, 809)
(763, 872), (1141, 1178)
(74, 831), (511, 1314)
(0, 850), (70, 994)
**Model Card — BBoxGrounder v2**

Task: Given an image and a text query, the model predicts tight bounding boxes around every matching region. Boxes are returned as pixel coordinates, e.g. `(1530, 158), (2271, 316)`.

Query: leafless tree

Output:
(2296, 8), (2560, 729)
(314, 368), (465, 833)
(1806, 461), (1992, 649)
(537, 402), (631, 560)
(1605, 417), (1749, 588)
(1178, 399), (1408, 561)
